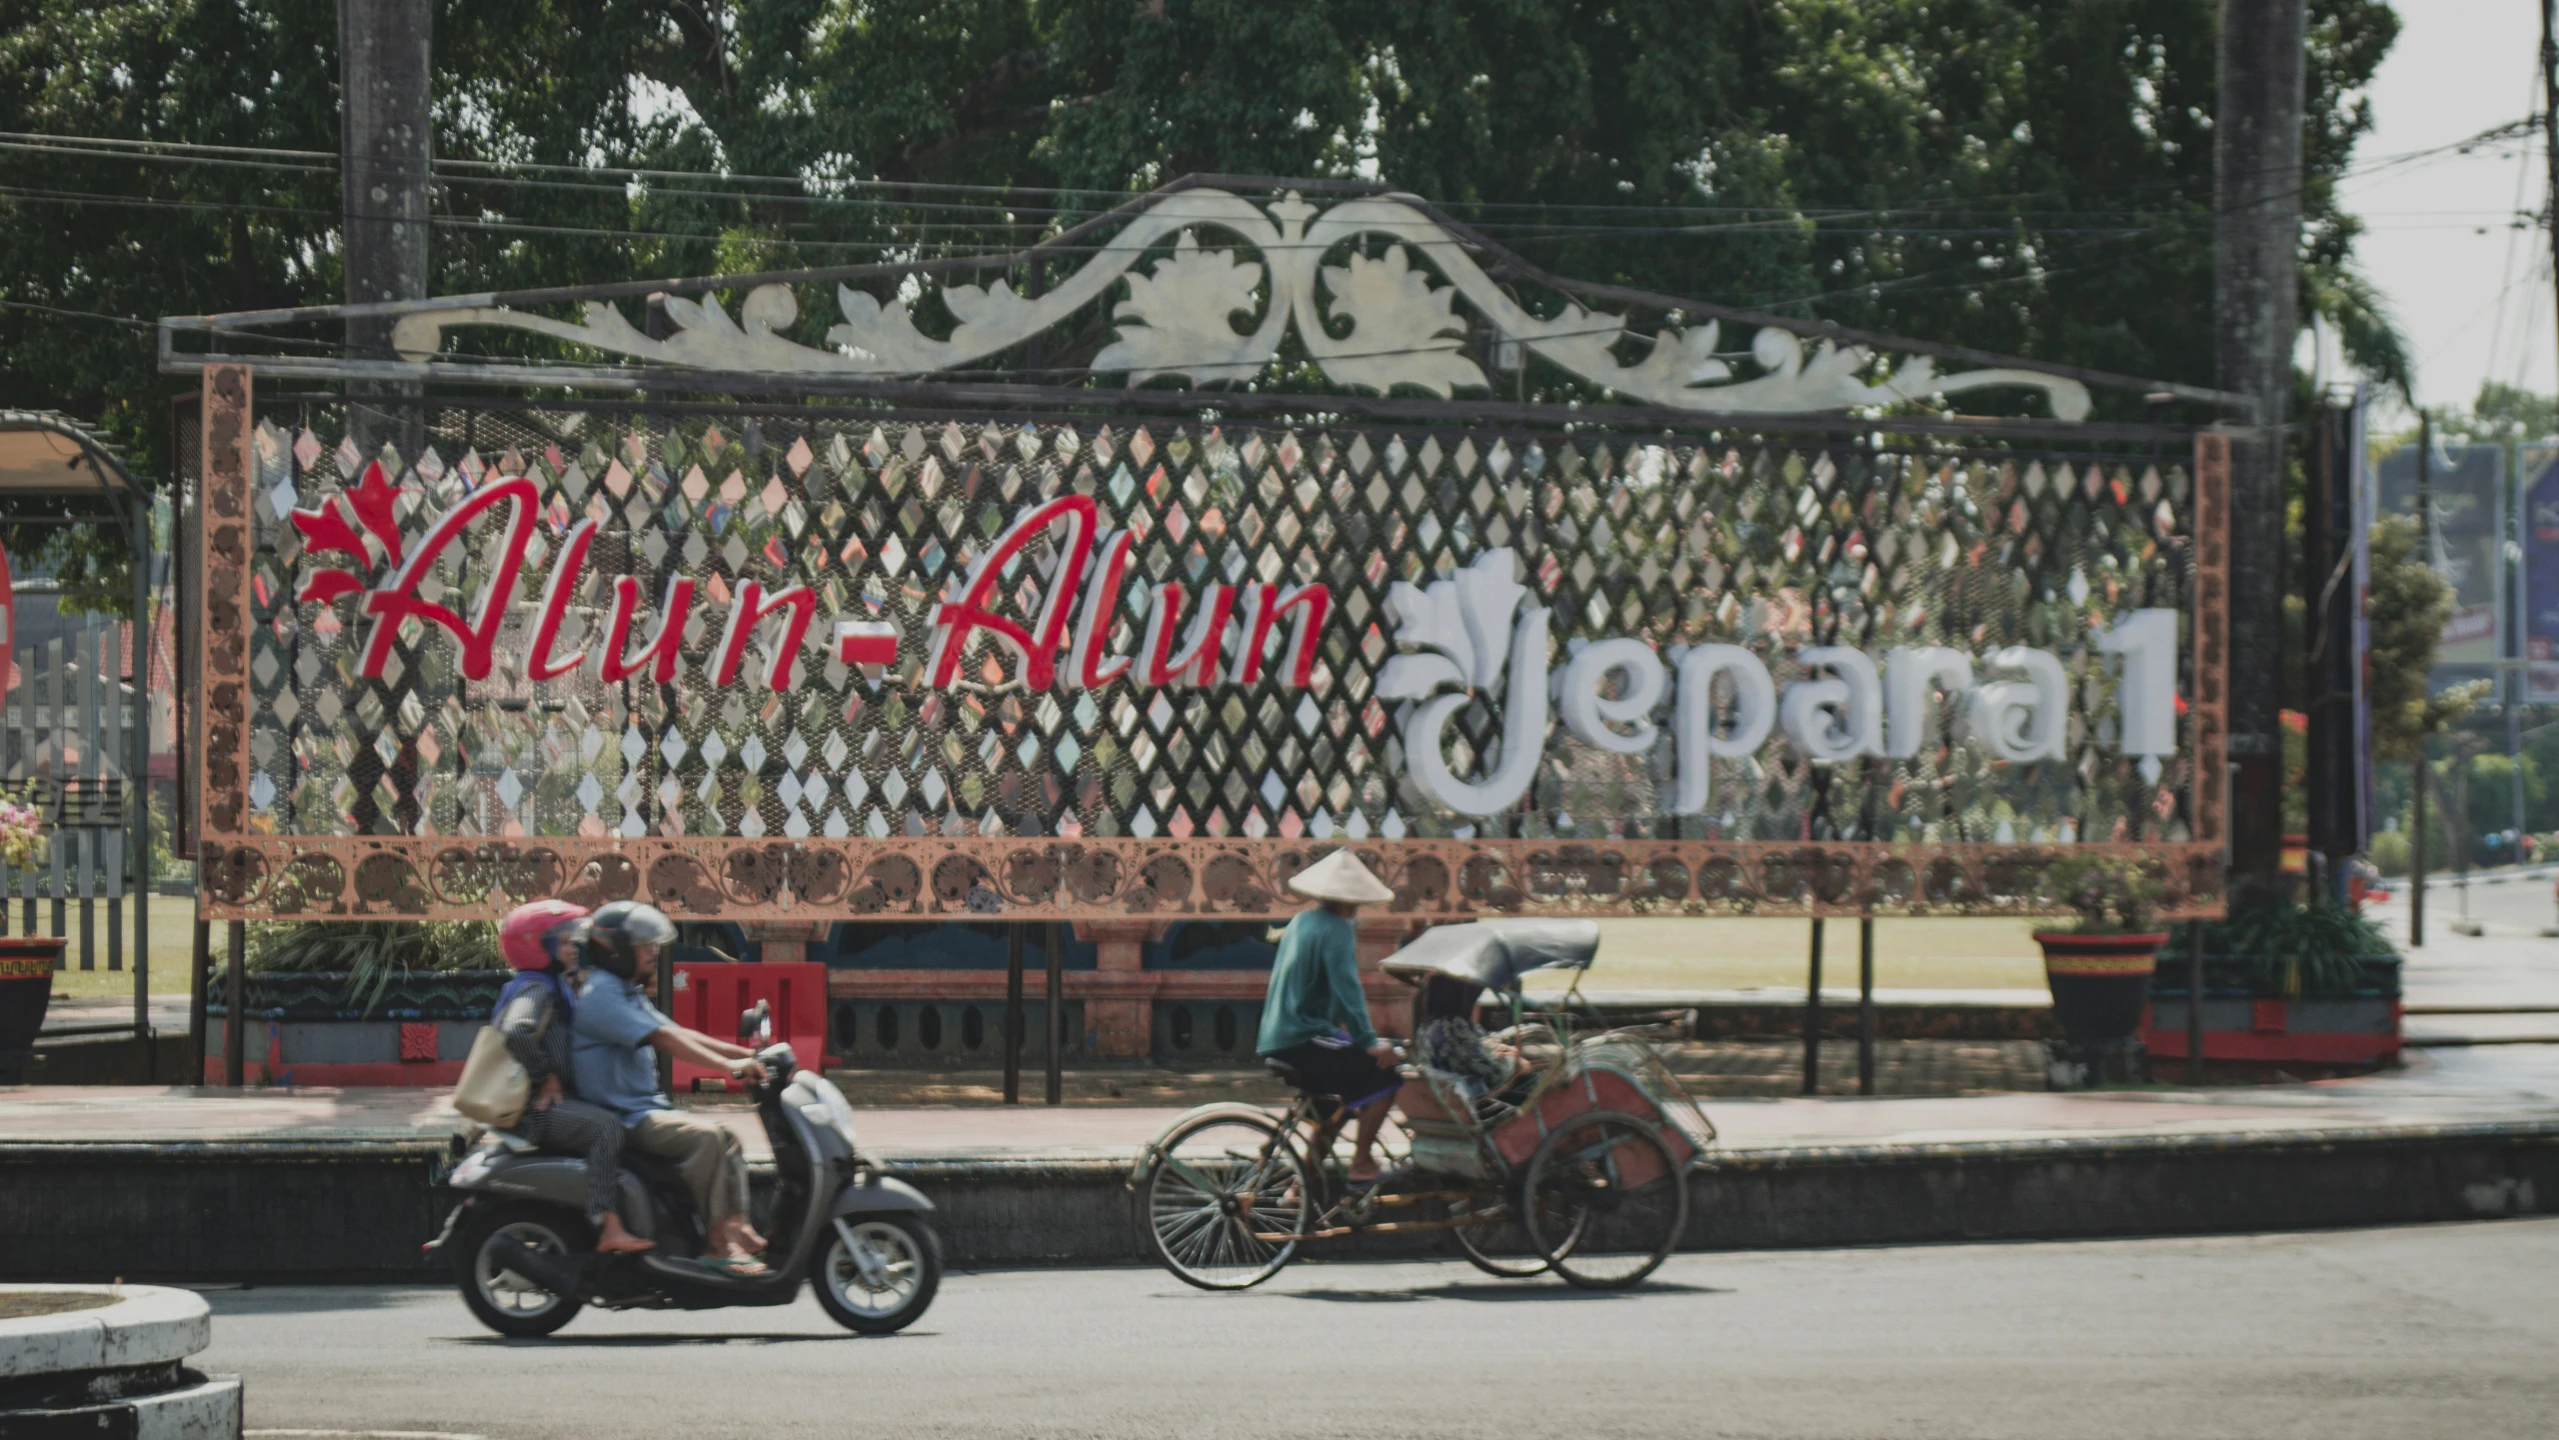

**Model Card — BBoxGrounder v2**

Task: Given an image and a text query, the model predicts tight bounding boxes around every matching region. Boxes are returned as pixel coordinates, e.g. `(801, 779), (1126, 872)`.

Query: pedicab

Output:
(1129, 919), (1714, 1291)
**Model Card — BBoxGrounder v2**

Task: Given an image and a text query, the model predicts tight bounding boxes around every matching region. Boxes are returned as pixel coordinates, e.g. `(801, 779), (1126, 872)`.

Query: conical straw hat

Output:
(1287, 849), (1395, 905)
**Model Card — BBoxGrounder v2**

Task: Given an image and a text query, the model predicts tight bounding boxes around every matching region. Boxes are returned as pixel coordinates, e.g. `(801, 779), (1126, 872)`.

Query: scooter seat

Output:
(484, 1128), (539, 1154)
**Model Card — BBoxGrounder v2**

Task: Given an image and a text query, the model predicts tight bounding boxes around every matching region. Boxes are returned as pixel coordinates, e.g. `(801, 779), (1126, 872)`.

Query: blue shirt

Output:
(1256, 908), (1376, 1054)
(570, 972), (674, 1125)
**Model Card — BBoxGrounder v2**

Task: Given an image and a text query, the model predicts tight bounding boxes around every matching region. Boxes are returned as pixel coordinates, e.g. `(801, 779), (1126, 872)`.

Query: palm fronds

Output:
(245, 921), (503, 1017)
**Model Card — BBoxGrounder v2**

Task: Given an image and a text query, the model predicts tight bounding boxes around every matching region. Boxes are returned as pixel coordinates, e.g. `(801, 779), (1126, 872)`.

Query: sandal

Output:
(703, 1253), (770, 1277)
(1346, 1163), (1409, 1193)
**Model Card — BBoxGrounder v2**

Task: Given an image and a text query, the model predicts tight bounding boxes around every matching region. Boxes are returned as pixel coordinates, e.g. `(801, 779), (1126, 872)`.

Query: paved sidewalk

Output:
(2364, 885), (2559, 1048)
(8, 1041), (2555, 1161)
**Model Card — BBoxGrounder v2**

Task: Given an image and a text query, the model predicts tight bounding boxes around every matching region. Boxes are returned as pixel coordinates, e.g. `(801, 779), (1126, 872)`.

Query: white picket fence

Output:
(0, 620), (137, 970)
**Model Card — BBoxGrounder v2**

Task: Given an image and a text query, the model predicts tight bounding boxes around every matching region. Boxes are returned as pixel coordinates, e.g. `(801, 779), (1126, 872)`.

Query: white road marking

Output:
(249, 1431), (492, 1440)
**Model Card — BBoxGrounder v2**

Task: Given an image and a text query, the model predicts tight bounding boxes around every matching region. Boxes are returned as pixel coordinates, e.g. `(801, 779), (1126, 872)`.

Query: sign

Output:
(2522, 443), (2559, 703)
(191, 372), (2227, 921)
(2378, 441), (2507, 677)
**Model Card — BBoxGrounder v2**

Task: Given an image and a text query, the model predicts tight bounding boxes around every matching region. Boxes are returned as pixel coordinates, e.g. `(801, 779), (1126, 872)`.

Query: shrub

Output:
(2368, 829), (2409, 877)
(2040, 853), (2163, 934)
(246, 921), (503, 1017)
(2174, 901), (2392, 998)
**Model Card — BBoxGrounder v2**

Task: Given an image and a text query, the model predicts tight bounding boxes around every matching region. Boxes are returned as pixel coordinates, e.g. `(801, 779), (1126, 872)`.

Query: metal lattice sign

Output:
(191, 365), (2225, 922)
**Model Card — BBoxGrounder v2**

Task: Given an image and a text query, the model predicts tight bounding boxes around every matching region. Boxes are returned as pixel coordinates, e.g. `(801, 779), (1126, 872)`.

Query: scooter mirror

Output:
(737, 999), (771, 1044)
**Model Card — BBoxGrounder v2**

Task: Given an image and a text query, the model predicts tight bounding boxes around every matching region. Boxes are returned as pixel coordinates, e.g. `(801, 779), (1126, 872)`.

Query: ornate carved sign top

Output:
(168, 183), (2138, 421)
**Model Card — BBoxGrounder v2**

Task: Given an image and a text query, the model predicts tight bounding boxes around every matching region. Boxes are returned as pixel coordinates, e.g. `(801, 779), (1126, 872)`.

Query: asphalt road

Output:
(203, 1219), (2559, 1440)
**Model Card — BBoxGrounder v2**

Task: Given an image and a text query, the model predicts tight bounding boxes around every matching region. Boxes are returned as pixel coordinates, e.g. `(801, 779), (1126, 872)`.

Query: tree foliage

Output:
(2365, 514), (2485, 763)
(0, 0), (2404, 592)
(2441, 381), (2559, 446)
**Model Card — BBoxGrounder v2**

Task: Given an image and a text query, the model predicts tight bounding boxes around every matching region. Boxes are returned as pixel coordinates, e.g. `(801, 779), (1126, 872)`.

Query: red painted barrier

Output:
(2143, 1000), (2402, 1066)
(669, 961), (828, 1089)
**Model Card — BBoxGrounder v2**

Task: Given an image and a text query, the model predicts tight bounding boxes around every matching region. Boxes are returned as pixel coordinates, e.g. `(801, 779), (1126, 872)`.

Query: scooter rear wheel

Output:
(455, 1201), (589, 1338)
(814, 1214), (941, 1335)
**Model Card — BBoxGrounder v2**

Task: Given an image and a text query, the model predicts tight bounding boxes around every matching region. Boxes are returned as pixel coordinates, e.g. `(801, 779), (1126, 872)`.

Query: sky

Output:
(2343, 0), (2554, 414)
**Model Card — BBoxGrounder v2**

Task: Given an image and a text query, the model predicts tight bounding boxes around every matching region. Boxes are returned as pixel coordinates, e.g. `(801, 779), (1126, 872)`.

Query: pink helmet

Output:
(499, 899), (591, 971)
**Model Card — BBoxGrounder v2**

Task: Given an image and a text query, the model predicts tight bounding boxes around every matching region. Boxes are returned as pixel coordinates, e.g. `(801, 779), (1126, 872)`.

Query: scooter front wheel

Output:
(814, 1214), (941, 1334)
(454, 1201), (589, 1338)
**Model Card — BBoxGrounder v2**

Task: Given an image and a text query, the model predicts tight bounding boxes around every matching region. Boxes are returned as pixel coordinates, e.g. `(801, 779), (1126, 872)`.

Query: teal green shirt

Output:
(1256, 908), (1376, 1054)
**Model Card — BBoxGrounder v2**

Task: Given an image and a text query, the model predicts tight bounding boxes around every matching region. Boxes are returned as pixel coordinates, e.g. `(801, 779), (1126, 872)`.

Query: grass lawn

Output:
(37, 895), (209, 1000)
(1524, 917), (2050, 995)
(37, 901), (2055, 1003)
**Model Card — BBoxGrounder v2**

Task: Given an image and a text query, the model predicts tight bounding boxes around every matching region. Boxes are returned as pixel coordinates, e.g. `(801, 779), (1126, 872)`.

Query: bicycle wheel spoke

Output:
(1154, 1202), (1223, 1253)
(1146, 1117), (1308, 1290)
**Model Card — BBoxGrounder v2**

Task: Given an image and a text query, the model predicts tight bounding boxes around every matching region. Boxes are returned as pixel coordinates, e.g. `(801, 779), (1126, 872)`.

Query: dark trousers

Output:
(516, 1096), (626, 1225)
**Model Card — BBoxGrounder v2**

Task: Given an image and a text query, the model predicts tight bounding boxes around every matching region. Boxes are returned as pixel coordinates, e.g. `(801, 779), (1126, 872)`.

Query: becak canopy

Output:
(1380, 919), (1599, 990)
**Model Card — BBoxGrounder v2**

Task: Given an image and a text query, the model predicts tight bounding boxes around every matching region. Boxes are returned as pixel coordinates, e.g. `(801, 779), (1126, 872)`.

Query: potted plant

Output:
(2035, 853), (2169, 1050)
(0, 798), (62, 1083)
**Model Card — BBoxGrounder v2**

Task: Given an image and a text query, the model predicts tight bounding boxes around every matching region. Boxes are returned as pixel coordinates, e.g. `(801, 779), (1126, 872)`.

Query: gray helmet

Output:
(585, 900), (676, 979)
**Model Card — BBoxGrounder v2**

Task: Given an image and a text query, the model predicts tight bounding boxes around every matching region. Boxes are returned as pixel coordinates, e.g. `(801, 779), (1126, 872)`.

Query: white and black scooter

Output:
(429, 1002), (940, 1337)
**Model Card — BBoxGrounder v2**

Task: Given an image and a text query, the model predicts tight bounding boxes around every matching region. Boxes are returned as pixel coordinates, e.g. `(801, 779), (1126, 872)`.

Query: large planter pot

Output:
(2144, 953), (2401, 1068)
(2034, 930), (2167, 1043)
(206, 969), (512, 1021)
(204, 970), (513, 1087)
(0, 936), (65, 1084)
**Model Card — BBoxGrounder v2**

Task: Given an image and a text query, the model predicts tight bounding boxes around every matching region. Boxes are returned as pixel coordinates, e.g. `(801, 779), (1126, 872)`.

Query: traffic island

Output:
(0, 1284), (240, 1438)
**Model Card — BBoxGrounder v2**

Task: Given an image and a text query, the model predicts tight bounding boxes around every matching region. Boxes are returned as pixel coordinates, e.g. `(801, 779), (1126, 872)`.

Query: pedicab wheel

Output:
(815, 1214), (942, 1334)
(454, 1202), (588, 1337)
(1522, 1111), (1688, 1290)
(1445, 1190), (1558, 1278)
(1142, 1112), (1312, 1290)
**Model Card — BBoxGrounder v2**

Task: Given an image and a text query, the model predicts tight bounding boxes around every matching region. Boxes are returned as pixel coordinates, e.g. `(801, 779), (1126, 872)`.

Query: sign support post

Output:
(1003, 925), (1024, 1105)
(1802, 920), (1824, 1097)
(1857, 920), (1876, 1096)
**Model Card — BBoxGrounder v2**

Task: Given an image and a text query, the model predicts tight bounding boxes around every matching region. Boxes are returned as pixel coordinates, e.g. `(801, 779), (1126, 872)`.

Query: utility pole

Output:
(2215, 0), (2308, 904)
(2542, 1), (2559, 374)
(2412, 413), (2432, 948)
(2537, 0), (2559, 860)
(339, 0), (431, 451)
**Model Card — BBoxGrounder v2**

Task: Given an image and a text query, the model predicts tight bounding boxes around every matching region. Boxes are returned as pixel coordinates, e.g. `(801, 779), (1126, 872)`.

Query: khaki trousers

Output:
(625, 1109), (750, 1224)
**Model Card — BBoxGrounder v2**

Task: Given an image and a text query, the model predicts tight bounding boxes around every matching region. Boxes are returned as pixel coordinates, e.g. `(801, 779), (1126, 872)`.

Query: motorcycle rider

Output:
(492, 900), (653, 1255)
(569, 901), (773, 1274)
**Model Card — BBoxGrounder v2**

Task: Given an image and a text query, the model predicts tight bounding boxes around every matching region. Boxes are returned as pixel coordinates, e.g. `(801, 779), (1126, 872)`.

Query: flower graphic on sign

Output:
(288, 459), (405, 604)
(1375, 548), (1551, 817)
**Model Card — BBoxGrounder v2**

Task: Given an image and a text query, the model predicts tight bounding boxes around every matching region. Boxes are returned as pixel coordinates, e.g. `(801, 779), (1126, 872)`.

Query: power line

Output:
(2, 121), (2500, 224)
(0, 297), (155, 331)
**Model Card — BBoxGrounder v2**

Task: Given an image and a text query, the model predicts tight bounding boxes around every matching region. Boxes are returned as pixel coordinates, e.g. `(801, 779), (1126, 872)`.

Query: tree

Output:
(2366, 514), (2486, 764)
(0, 0), (2406, 595)
(2443, 381), (2559, 446)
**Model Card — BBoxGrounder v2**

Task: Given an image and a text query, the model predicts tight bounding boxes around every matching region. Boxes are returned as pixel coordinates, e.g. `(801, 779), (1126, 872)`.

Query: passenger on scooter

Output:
(569, 901), (774, 1275)
(493, 900), (654, 1255)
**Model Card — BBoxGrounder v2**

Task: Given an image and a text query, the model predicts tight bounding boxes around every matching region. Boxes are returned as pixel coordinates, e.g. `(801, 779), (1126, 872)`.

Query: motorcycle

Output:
(430, 1002), (940, 1337)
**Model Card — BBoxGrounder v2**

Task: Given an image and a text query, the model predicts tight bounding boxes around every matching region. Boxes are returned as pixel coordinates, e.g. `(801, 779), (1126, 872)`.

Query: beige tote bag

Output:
(452, 1026), (530, 1128)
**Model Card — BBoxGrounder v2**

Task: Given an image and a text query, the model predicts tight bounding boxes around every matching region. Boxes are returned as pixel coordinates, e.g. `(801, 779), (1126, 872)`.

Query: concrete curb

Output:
(0, 1284), (241, 1439)
(4, 1120), (2555, 1278)
(0, 1285), (209, 1377)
